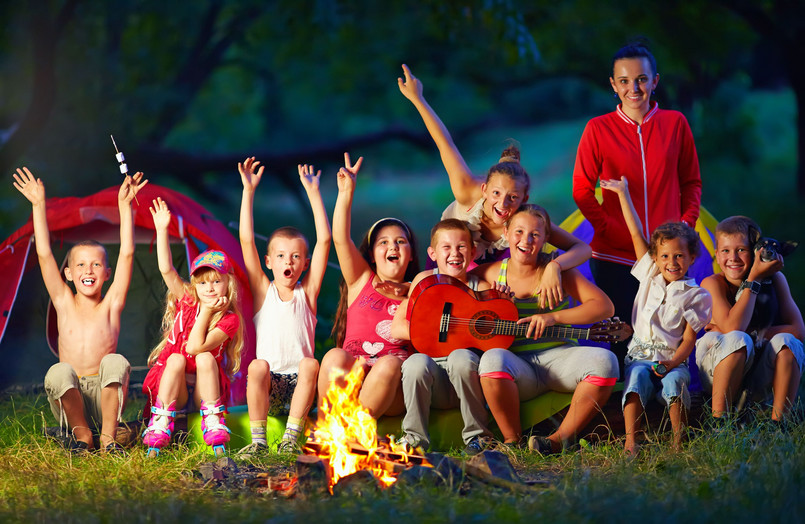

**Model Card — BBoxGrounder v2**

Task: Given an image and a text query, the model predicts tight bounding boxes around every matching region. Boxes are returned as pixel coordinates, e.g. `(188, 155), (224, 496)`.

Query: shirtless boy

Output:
(13, 167), (147, 452)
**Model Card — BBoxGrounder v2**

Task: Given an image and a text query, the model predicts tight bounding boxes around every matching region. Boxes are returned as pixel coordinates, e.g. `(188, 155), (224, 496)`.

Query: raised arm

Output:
(398, 64), (482, 208)
(149, 197), (185, 297)
(299, 164), (332, 314)
(600, 176), (648, 259)
(238, 157), (271, 310)
(106, 172), (148, 309)
(12, 168), (72, 307)
(333, 152), (372, 292)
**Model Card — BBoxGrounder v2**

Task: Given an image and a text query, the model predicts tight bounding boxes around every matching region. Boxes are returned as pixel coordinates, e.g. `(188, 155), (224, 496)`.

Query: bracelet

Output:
(550, 259), (563, 271)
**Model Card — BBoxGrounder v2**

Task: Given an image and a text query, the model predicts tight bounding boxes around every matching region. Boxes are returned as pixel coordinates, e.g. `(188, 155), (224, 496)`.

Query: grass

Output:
(2, 393), (804, 523)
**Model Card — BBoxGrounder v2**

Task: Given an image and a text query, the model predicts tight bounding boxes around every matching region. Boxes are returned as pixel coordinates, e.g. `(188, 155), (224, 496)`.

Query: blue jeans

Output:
(622, 359), (690, 410)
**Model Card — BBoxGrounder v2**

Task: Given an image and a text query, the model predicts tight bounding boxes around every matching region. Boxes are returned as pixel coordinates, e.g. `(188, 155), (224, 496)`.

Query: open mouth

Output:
(387, 254), (400, 263)
(283, 268), (293, 278)
(493, 207), (508, 219)
(81, 278), (95, 286)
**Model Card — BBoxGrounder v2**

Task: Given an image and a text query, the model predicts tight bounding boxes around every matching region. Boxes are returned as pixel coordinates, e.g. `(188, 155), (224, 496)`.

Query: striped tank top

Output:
(497, 258), (573, 353)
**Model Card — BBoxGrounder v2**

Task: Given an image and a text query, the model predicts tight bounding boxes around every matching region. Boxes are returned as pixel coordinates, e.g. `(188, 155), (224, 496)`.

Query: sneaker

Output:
(395, 435), (426, 455)
(277, 439), (301, 454)
(502, 436), (528, 450)
(462, 436), (493, 456)
(237, 441), (268, 458)
(527, 436), (558, 456)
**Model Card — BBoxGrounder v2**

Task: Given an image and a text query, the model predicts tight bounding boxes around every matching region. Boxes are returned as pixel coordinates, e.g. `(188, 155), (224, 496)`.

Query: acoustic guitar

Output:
(407, 274), (629, 357)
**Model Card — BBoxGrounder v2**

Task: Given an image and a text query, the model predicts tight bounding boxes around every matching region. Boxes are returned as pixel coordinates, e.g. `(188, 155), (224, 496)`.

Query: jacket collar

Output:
(615, 101), (659, 126)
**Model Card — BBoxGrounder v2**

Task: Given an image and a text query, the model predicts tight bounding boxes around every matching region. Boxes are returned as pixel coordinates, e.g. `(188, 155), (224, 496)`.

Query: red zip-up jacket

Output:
(572, 103), (702, 265)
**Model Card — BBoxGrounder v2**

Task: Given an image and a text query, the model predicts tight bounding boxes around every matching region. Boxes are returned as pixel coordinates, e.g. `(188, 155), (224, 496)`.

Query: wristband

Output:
(738, 280), (761, 295)
(550, 259), (563, 271)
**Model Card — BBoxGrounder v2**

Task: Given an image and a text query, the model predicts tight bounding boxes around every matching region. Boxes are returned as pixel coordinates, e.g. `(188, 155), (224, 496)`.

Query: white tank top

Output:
(253, 282), (316, 374)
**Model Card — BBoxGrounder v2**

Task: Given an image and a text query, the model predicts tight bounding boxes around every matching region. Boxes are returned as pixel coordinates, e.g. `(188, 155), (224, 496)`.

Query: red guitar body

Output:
(408, 274), (518, 357)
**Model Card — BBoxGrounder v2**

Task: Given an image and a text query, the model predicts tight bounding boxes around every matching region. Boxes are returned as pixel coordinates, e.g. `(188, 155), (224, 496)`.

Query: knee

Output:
(248, 359), (270, 381)
(165, 353), (187, 372)
(402, 353), (430, 374)
(321, 348), (350, 371)
(446, 349), (479, 376)
(298, 357), (320, 379)
(586, 349), (618, 379)
(478, 348), (508, 375)
(371, 356), (402, 382)
(194, 352), (216, 370)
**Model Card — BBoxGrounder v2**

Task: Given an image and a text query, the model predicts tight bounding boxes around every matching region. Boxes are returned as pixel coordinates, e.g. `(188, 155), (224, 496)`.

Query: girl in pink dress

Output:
(142, 198), (244, 456)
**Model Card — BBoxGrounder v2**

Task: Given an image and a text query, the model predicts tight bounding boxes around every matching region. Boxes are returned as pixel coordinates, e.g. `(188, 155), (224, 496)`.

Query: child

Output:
(398, 63), (591, 310)
(697, 216), (804, 422)
(602, 177), (711, 453)
(142, 198), (244, 457)
(474, 205), (618, 454)
(391, 219), (496, 455)
(238, 157), (329, 454)
(318, 153), (420, 418)
(13, 167), (146, 452)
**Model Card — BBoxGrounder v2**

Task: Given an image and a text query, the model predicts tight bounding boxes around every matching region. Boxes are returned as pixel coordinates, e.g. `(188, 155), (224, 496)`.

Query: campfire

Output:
(302, 362), (430, 491)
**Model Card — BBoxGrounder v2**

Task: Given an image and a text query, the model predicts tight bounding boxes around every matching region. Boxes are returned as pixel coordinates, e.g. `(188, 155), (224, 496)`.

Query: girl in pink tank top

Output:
(318, 153), (420, 418)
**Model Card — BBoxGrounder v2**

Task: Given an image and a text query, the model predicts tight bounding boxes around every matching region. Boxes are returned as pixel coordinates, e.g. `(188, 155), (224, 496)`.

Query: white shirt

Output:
(253, 282), (316, 374)
(628, 253), (712, 361)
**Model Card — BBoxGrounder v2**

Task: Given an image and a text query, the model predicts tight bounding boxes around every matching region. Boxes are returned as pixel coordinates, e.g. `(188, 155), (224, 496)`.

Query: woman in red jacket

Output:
(572, 43), (702, 369)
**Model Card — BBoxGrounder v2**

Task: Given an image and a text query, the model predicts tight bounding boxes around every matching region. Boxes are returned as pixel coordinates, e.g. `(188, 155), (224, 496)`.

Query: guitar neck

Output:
(496, 319), (591, 340)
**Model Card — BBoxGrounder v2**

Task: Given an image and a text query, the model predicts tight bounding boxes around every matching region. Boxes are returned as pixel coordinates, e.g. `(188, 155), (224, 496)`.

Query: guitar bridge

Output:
(439, 302), (452, 343)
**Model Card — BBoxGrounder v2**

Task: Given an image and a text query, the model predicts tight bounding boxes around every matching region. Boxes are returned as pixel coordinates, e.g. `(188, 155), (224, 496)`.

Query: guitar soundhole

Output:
(470, 310), (498, 340)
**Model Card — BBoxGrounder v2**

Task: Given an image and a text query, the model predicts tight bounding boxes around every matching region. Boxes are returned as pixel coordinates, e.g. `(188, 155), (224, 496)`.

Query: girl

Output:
(318, 153), (420, 418)
(601, 177), (711, 454)
(398, 63), (590, 310)
(474, 204), (619, 454)
(142, 198), (244, 456)
(572, 42), (702, 367)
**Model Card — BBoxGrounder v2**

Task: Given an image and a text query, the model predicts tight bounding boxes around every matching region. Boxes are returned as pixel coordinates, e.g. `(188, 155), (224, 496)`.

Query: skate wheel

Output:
(213, 444), (227, 457)
(147, 447), (160, 458)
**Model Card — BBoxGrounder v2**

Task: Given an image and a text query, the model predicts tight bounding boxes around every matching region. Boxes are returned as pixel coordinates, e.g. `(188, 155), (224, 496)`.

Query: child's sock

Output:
(281, 416), (304, 443)
(250, 420), (267, 446)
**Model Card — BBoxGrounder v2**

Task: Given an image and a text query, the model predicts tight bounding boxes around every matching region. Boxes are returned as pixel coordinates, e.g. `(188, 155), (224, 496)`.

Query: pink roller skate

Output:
(200, 399), (230, 457)
(142, 399), (176, 457)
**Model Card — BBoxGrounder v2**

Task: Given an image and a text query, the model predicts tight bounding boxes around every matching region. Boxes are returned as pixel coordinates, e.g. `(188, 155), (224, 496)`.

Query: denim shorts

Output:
(622, 359), (690, 410)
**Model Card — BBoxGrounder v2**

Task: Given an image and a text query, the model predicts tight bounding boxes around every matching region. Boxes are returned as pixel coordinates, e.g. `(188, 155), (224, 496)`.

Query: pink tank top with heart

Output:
(342, 276), (411, 365)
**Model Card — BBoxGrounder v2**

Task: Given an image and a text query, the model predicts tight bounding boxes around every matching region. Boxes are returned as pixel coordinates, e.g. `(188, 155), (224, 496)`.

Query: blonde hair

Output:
(147, 267), (245, 378)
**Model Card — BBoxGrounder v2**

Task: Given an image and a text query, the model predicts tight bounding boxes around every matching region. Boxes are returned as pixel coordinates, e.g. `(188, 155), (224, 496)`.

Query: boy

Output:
(601, 176), (711, 453)
(697, 216), (804, 422)
(391, 218), (496, 455)
(12, 167), (147, 452)
(238, 157), (330, 454)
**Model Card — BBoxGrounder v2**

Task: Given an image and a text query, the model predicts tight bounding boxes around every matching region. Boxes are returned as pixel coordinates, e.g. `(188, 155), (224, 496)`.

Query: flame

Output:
(307, 360), (398, 488)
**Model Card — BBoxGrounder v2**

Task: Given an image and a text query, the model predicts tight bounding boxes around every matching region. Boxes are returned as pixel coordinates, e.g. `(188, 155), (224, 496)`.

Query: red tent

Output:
(0, 183), (255, 404)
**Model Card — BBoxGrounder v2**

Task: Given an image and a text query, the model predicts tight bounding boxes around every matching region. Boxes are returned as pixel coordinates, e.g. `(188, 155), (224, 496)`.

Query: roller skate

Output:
(142, 399), (176, 457)
(200, 399), (230, 457)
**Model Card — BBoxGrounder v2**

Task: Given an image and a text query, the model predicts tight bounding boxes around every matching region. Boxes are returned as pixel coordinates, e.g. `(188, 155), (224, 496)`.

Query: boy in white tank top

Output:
(238, 158), (331, 453)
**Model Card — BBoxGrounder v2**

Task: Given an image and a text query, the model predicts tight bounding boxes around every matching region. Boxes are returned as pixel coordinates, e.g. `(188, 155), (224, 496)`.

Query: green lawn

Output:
(2, 393), (804, 523)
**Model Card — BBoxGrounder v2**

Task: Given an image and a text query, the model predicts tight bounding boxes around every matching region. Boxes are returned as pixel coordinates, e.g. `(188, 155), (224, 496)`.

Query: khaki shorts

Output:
(44, 353), (131, 429)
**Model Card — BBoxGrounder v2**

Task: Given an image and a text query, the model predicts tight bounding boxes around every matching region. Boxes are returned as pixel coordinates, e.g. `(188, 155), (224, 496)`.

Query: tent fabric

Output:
(0, 184), (255, 404)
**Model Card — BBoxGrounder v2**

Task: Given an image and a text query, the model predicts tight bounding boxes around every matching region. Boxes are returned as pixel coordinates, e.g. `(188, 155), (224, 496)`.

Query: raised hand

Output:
(397, 64), (424, 103)
(238, 156), (265, 192)
(336, 152), (364, 193)
(150, 197), (171, 231)
(599, 176), (629, 196)
(12, 167), (46, 206)
(119, 172), (148, 204)
(298, 164), (322, 192)
(491, 281), (515, 300)
(748, 248), (784, 281)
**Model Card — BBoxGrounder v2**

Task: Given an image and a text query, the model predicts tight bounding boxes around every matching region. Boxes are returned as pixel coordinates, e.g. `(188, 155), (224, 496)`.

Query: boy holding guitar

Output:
(391, 219), (498, 455)
(473, 204), (620, 454)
